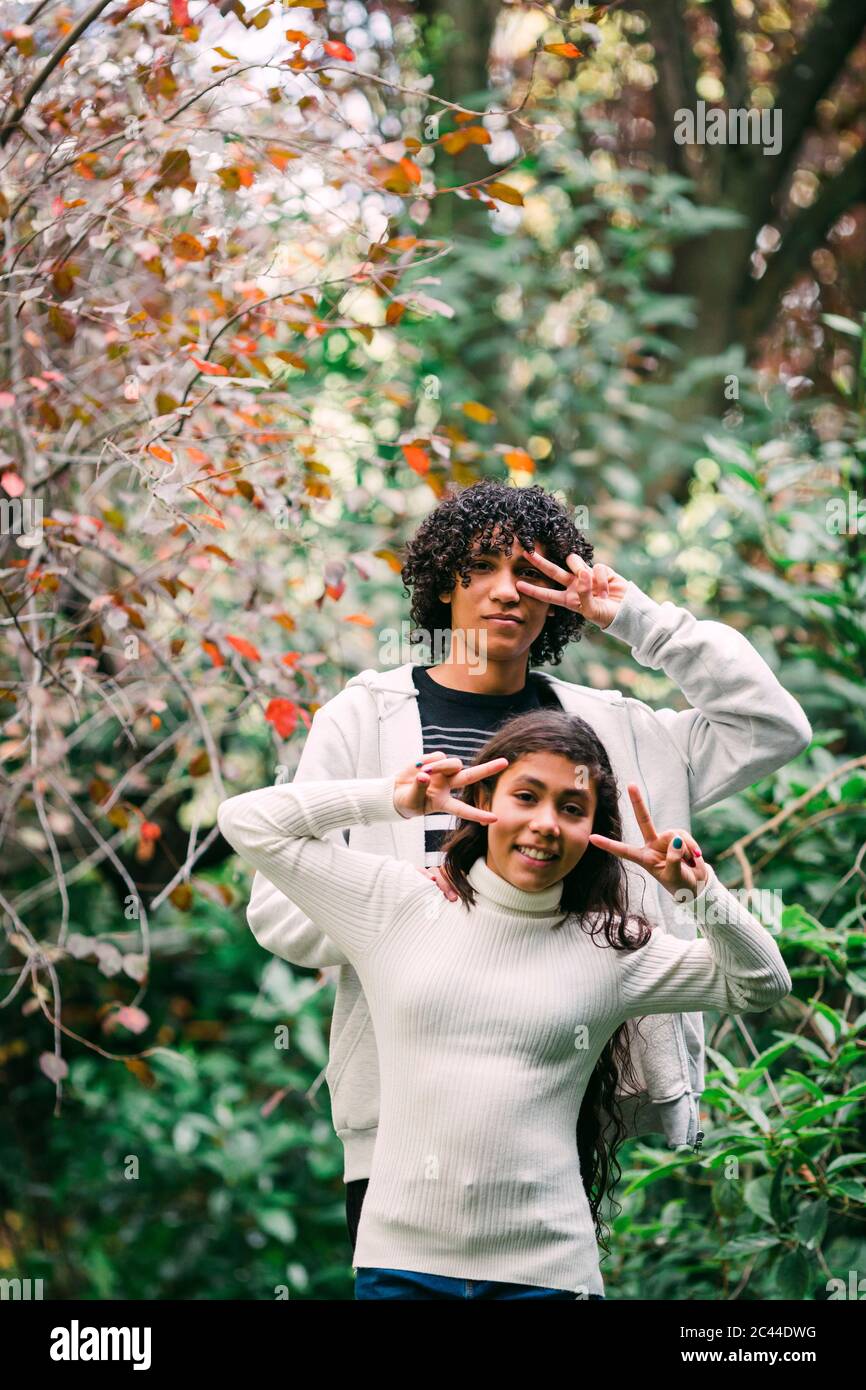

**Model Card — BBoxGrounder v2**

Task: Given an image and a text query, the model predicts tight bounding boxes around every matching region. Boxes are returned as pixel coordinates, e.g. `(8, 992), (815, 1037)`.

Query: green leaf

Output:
(258, 1208), (298, 1244)
(821, 313), (863, 339)
(795, 1198), (828, 1249)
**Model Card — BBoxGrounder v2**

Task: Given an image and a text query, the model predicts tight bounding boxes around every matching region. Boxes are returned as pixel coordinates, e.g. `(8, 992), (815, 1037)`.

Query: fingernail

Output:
(415, 760), (423, 767)
(695, 849), (702, 857)
(673, 836), (682, 848)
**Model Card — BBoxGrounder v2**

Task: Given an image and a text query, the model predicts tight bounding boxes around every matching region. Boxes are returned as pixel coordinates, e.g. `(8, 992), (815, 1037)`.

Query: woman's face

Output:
(480, 751), (598, 894)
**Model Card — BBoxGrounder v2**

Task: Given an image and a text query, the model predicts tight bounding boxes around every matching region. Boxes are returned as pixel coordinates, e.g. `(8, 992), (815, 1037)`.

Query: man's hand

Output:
(515, 550), (628, 631)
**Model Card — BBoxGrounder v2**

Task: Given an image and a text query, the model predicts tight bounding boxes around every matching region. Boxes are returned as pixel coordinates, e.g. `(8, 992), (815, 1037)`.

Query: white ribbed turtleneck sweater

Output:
(217, 774), (791, 1294)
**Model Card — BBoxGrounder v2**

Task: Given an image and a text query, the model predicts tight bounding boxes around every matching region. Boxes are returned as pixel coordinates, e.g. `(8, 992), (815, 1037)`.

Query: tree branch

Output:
(749, 0), (866, 228)
(0, 0), (116, 150)
(740, 139), (866, 342)
(708, 0), (749, 112)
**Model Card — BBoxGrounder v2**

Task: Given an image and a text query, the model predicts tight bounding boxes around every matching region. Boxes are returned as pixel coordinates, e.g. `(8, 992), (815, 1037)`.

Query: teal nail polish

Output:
(673, 836), (682, 848)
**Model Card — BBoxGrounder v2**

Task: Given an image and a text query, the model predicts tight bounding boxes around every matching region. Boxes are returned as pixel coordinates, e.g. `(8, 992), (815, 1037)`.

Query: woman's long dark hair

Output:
(439, 709), (655, 1260)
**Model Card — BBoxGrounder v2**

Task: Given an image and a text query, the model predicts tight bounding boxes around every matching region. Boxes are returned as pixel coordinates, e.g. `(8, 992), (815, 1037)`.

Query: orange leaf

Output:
(504, 449), (535, 473)
(172, 232), (206, 262)
(544, 42), (584, 58)
(374, 548), (403, 573)
(402, 443), (430, 475)
(399, 157), (421, 184)
(343, 613), (375, 627)
(272, 612), (296, 632)
(189, 357), (228, 376)
(439, 126), (491, 155)
(462, 400), (497, 424)
(147, 443), (174, 463)
(202, 639), (224, 668)
(226, 635), (261, 662)
(170, 0), (190, 26)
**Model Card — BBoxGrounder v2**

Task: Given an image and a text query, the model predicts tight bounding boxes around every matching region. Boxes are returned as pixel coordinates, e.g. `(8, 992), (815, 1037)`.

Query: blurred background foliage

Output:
(1, 0), (864, 1298)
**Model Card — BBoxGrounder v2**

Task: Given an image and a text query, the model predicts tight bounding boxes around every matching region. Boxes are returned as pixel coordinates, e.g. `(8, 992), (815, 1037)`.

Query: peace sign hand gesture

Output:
(393, 752), (509, 825)
(588, 785), (709, 899)
(515, 549), (629, 631)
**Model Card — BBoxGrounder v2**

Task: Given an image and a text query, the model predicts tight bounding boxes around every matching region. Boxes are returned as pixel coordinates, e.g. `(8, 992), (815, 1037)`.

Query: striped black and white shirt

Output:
(411, 664), (562, 868)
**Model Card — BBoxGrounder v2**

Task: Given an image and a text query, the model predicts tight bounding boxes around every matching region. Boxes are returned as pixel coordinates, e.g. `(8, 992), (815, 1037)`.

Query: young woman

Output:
(217, 710), (792, 1301)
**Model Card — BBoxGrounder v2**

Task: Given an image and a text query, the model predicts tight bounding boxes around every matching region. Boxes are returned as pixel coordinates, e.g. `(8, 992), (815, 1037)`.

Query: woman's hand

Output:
(393, 751), (508, 824)
(588, 784), (709, 898)
(514, 549), (629, 631)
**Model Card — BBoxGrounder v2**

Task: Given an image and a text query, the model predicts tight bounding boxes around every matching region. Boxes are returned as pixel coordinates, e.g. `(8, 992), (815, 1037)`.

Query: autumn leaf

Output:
(225, 635), (261, 662)
(170, 883), (194, 911)
(544, 42), (584, 58)
(172, 233), (206, 262)
(272, 612), (296, 632)
(504, 449), (536, 473)
(202, 639), (224, 667)
(462, 401), (497, 424)
(485, 182), (524, 206)
(139, 821), (162, 842)
(189, 357), (228, 376)
(124, 1058), (157, 1088)
(169, 0), (190, 27)
(322, 40), (355, 61)
(343, 613), (375, 627)
(148, 443), (174, 463)
(265, 698), (298, 738)
(402, 443), (430, 475)
(374, 548), (403, 573)
(399, 156), (421, 184)
(439, 126), (491, 155)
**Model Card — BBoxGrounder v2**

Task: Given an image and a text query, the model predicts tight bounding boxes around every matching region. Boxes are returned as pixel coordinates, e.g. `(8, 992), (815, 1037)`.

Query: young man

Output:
(243, 480), (812, 1254)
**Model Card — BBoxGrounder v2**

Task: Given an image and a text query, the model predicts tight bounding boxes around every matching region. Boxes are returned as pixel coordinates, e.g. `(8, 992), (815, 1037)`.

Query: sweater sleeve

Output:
(616, 863), (793, 1019)
(217, 776), (438, 962)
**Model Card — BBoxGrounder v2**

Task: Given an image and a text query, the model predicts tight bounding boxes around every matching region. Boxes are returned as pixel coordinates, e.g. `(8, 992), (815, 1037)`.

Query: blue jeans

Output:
(355, 1267), (605, 1300)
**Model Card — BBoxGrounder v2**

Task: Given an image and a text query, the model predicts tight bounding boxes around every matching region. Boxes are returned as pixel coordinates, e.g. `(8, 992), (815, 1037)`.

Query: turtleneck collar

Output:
(467, 855), (566, 920)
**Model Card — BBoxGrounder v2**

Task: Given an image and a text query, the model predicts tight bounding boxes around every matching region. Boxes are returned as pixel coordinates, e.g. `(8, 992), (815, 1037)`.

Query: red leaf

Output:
(170, 0), (190, 25)
(265, 698), (298, 739)
(322, 40), (355, 61)
(226, 634), (261, 662)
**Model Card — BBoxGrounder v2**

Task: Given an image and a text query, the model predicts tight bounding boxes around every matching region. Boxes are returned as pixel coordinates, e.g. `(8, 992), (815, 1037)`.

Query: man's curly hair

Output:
(400, 480), (593, 666)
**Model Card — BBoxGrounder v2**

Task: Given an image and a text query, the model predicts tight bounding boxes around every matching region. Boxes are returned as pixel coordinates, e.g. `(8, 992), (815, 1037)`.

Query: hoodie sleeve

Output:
(602, 581), (812, 813)
(245, 696), (361, 969)
(616, 863), (793, 1019)
(219, 776), (438, 962)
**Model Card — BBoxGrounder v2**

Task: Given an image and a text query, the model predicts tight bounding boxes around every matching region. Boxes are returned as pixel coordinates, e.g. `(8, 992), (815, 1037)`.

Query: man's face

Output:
(480, 752), (599, 893)
(439, 536), (552, 662)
